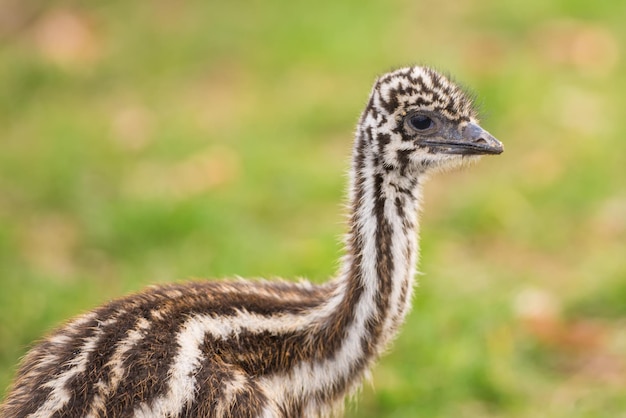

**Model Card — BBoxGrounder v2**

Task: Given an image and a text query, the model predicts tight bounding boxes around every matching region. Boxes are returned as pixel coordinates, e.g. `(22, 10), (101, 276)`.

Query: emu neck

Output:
(258, 127), (423, 415)
(334, 126), (422, 358)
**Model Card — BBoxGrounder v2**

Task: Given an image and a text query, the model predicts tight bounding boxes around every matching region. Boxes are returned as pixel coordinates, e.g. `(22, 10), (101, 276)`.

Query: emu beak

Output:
(459, 123), (504, 155)
(423, 123), (504, 156)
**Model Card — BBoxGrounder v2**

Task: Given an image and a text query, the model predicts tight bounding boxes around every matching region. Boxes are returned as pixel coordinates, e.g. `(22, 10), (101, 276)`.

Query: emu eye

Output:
(408, 114), (434, 131)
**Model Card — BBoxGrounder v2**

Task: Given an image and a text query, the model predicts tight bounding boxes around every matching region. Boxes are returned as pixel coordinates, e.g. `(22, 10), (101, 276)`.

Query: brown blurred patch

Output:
(30, 8), (102, 68)
(519, 149), (566, 189)
(462, 32), (508, 77)
(0, 0), (43, 38)
(124, 146), (241, 200)
(110, 103), (156, 152)
(585, 197), (626, 242)
(18, 213), (81, 280)
(185, 63), (255, 135)
(530, 19), (620, 78)
(515, 287), (626, 385)
(543, 85), (611, 136)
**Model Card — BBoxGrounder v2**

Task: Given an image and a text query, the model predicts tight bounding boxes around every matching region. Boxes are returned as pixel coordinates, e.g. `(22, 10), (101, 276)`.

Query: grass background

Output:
(1, 0), (625, 416)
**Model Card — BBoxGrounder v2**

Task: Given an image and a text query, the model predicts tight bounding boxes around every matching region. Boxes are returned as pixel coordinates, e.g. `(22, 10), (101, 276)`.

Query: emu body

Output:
(1, 66), (503, 418)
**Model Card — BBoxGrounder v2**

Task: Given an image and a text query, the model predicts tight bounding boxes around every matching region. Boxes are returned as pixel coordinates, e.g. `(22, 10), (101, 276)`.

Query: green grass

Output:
(1, 0), (626, 416)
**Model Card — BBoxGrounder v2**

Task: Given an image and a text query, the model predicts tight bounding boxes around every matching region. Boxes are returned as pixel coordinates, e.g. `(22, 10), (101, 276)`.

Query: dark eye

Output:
(408, 114), (434, 131)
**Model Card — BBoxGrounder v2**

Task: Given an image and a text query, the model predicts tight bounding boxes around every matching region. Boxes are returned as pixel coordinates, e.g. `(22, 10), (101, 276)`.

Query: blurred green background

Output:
(1, 0), (625, 416)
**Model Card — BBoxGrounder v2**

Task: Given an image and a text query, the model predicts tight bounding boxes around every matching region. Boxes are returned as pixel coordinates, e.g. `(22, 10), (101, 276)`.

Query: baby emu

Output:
(2, 66), (503, 418)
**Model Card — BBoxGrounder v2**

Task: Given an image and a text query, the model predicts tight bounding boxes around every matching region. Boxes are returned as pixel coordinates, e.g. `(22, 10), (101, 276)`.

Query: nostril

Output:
(474, 137), (488, 144)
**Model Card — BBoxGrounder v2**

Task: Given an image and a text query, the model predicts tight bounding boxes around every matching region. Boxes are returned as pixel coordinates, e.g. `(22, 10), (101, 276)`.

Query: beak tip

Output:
(467, 124), (503, 155)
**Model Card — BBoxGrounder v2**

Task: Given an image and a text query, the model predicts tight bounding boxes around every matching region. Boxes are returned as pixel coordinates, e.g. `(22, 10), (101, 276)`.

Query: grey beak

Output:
(420, 122), (504, 156)
(461, 123), (504, 155)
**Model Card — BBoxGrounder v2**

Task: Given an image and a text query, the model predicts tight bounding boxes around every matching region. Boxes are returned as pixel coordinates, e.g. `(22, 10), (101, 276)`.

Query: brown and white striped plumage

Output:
(1, 66), (503, 418)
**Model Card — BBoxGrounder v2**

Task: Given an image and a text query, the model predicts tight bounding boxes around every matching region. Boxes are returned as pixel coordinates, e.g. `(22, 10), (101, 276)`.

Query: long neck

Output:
(251, 115), (425, 417)
(268, 121), (423, 410)
(334, 121), (422, 358)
